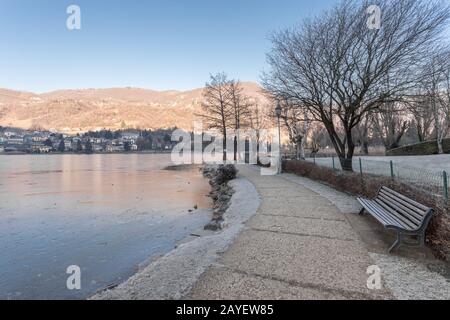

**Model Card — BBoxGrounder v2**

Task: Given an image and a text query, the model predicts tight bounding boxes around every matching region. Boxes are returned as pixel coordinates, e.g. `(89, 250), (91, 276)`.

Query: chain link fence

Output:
(302, 155), (449, 201)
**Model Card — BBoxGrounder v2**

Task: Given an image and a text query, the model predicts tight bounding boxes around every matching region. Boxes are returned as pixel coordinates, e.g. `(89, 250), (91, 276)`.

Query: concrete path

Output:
(187, 165), (393, 300)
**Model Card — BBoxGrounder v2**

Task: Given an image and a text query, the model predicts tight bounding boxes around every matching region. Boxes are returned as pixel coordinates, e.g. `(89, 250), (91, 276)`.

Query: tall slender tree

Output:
(228, 80), (252, 161)
(200, 73), (233, 161)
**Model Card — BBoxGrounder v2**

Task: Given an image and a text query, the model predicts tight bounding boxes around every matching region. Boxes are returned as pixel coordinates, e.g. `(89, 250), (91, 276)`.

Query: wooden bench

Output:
(357, 186), (435, 253)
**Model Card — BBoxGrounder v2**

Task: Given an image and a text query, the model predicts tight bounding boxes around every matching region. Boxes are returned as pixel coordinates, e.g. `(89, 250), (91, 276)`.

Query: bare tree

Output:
(200, 73), (233, 160)
(406, 95), (435, 142)
(308, 124), (330, 157)
(354, 113), (373, 155)
(421, 51), (450, 153)
(228, 80), (252, 160)
(372, 102), (409, 150)
(262, 0), (450, 170)
(248, 99), (271, 163)
(278, 100), (310, 160)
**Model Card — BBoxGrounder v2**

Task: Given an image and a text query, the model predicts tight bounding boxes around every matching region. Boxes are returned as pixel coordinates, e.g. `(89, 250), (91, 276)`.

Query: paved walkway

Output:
(187, 166), (393, 299)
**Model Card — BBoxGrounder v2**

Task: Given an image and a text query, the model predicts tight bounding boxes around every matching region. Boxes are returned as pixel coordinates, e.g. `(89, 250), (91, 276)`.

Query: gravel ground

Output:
(282, 172), (450, 300)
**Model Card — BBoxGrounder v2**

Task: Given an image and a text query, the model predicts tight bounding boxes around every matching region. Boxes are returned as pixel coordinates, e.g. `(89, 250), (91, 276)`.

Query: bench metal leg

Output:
(358, 208), (365, 215)
(419, 232), (426, 247)
(388, 232), (402, 253)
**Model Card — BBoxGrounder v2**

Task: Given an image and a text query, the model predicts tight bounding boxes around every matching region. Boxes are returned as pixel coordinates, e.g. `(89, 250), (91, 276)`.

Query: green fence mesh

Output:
(302, 156), (448, 199)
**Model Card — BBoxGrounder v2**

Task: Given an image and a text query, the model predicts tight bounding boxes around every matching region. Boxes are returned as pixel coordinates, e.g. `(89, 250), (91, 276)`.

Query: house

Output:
(105, 143), (124, 152)
(6, 136), (24, 146)
(92, 144), (104, 152)
(64, 139), (73, 150)
(30, 144), (52, 153)
(91, 138), (103, 144)
(4, 131), (18, 138)
(122, 131), (140, 141)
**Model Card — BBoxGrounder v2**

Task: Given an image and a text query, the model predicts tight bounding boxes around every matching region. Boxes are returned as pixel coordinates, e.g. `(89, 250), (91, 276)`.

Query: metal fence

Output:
(301, 155), (449, 201)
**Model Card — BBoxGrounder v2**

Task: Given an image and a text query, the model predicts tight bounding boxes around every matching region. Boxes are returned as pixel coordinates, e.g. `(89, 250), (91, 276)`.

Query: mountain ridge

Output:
(0, 82), (266, 134)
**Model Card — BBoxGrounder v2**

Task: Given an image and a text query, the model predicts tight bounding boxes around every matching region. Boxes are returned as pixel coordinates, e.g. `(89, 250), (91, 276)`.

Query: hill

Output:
(0, 82), (266, 134)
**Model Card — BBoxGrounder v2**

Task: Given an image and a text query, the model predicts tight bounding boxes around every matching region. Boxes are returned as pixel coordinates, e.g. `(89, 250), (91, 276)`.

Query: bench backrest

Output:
(375, 186), (433, 230)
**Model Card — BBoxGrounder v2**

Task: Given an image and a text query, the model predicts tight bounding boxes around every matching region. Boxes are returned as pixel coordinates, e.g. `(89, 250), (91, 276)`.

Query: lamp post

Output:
(275, 101), (282, 174)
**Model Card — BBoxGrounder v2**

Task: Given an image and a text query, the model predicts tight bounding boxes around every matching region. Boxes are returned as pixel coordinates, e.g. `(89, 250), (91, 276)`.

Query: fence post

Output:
(359, 158), (363, 177)
(443, 171), (448, 202)
(313, 155), (316, 165)
(332, 156), (335, 171)
(390, 161), (394, 179)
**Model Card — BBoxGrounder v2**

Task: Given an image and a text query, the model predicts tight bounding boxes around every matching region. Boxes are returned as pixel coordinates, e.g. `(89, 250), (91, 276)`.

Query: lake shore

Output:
(90, 165), (260, 300)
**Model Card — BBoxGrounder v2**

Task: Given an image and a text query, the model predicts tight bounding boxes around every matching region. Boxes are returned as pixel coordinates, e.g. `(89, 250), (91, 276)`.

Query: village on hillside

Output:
(0, 127), (176, 154)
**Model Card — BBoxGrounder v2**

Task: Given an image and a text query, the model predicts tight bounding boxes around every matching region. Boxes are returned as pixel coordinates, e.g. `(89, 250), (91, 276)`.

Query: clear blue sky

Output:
(0, 0), (336, 92)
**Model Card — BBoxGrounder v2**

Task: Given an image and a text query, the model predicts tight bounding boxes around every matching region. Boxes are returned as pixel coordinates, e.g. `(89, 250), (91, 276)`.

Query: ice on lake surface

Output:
(0, 154), (212, 299)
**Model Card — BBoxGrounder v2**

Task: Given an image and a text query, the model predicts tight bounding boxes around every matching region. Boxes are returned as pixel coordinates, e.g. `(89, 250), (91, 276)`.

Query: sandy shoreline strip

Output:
(90, 175), (260, 300)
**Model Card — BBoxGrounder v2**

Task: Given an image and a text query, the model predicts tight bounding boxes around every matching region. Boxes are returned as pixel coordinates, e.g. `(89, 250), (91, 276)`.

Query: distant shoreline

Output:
(0, 150), (173, 156)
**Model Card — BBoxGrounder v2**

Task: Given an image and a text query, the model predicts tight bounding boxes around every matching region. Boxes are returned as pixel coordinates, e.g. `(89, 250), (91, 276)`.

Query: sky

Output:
(0, 0), (337, 93)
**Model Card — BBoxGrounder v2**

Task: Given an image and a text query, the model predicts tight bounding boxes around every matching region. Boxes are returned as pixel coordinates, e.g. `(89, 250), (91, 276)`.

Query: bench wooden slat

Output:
(367, 200), (412, 229)
(377, 193), (422, 225)
(379, 189), (427, 218)
(359, 198), (406, 228)
(381, 187), (430, 212)
(374, 199), (418, 230)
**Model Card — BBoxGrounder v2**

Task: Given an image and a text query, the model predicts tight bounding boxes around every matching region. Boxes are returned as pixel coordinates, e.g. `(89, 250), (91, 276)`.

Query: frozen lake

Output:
(0, 154), (212, 299)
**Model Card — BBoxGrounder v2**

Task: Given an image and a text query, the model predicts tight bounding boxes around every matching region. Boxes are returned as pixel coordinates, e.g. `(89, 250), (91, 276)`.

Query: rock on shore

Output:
(202, 165), (238, 231)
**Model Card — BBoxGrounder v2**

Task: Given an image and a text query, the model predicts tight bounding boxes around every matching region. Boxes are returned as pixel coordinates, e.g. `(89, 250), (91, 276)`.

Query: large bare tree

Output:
(262, 0), (450, 170)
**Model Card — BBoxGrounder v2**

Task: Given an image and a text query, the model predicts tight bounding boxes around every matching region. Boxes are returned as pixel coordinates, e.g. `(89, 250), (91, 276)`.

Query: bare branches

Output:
(199, 73), (256, 160)
(420, 49), (450, 153)
(262, 0), (450, 170)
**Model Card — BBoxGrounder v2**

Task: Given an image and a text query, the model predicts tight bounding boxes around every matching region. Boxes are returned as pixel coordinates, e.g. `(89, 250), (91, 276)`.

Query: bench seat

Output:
(357, 186), (435, 253)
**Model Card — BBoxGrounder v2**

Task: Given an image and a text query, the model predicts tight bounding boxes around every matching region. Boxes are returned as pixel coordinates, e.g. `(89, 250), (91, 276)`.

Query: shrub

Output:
(214, 164), (238, 185)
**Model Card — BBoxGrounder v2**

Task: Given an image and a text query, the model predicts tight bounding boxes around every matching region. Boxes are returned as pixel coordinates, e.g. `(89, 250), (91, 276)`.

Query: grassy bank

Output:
(387, 139), (450, 156)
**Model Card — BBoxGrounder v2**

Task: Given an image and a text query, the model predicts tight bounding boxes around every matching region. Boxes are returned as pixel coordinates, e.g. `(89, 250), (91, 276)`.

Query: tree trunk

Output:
(361, 141), (369, 155)
(300, 137), (306, 160)
(295, 143), (300, 160)
(234, 136), (238, 161)
(438, 138), (444, 154)
(342, 129), (355, 172)
(223, 130), (227, 161)
(339, 157), (353, 171)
